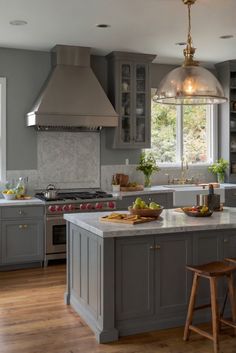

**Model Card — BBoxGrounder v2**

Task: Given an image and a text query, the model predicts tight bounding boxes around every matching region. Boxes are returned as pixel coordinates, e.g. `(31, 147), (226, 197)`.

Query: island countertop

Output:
(64, 207), (236, 238)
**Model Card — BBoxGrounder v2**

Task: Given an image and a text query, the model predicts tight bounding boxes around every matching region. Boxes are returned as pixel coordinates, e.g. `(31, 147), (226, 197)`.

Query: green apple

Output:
(149, 202), (161, 210)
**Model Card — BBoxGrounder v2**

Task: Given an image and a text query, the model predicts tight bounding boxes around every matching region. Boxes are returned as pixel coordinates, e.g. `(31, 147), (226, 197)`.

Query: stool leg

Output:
(183, 273), (199, 341)
(227, 273), (236, 335)
(210, 277), (219, 353)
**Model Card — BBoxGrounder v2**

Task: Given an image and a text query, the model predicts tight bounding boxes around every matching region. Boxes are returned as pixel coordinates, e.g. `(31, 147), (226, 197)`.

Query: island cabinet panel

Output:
(68, 224), (118, 343)
(1, 220), (44, 264)
(116, 236), (155, 321)
(115, 233), (192, 332)
(70, 226), (102, 321)
(116, 192), (173, 210)
(155, 235), (192, 318)
(224, 189), (236, 206)
(222, 229), (236, 258)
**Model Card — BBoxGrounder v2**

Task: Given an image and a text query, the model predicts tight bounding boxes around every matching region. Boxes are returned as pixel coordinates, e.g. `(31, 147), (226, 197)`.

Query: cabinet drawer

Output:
(2, 206), (44, 219)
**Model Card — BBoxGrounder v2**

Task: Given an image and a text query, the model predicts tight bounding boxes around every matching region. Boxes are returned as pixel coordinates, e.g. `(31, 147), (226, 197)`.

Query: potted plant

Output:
(136, 152), (160, 187)
(208, 158), (229, 183)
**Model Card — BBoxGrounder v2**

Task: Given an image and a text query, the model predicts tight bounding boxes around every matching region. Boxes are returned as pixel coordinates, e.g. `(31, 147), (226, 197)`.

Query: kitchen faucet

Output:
(180, 157), (188, 184)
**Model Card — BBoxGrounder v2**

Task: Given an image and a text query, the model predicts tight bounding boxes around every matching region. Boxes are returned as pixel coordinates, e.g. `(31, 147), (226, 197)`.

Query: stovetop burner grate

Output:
(35, 190), (113, 202)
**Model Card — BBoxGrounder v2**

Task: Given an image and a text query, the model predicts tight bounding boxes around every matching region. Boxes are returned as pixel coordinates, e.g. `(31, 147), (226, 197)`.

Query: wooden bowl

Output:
(182, 207), (213, 217)
(128, 206), (164, 218)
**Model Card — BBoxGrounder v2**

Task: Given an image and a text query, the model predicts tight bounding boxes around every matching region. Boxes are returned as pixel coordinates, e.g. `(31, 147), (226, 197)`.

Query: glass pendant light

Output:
(153, 0), (227, 105)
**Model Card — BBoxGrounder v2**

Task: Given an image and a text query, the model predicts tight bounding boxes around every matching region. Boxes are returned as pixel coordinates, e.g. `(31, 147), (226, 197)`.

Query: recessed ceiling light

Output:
(175, 42), (187, 46)
(96, 24), (111, 28)
(219, 35), (234, 39)
(9, 20), (28, 26)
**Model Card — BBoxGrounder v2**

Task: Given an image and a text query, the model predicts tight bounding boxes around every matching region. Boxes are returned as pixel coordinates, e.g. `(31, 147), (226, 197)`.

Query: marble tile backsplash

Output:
(6, 131), (100, 193)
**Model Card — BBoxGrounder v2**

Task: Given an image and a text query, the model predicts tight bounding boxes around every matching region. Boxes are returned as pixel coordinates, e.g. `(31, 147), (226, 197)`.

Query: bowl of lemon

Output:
(2, 189), (16, 200)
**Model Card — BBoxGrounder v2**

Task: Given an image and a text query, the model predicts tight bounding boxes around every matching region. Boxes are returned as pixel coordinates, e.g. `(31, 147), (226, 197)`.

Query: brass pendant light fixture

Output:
(153, 0), (227, 105)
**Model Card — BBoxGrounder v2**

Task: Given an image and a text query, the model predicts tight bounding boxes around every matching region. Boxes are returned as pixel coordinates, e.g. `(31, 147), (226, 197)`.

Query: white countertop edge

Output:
(0, 197), (45, 206)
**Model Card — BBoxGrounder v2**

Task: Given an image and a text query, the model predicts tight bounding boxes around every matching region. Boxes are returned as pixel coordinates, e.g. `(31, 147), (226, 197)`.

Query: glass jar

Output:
(15, 177), (26, 195)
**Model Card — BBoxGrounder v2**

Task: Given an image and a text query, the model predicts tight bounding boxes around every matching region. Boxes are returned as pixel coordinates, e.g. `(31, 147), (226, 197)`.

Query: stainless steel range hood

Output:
(26, 45), (118, 130)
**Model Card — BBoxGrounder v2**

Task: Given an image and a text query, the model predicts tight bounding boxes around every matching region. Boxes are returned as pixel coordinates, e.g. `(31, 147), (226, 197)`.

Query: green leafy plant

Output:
(208, 158), (229, 175)
(136, 152), (160, 187)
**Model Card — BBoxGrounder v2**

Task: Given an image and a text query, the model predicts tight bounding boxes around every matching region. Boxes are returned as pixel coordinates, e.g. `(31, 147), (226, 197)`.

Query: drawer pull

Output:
(224, 239), (229, 243)
(18, 210), (23, 215)
(155, 245), (161, 250)
(150, 245), (155, 250)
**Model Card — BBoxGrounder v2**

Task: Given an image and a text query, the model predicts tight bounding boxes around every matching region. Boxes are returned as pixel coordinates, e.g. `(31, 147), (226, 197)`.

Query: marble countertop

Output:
(64, 207), (236, 238)
(112, 184), (236, 198)
(0, 197), (45, 206)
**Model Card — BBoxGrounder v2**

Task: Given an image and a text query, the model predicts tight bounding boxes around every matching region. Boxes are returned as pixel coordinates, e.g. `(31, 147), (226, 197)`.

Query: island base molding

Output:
(66, 221), (236, 343)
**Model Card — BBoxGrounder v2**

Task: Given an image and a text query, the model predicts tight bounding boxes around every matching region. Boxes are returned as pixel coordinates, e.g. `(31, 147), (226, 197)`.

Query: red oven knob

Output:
(63, 205), (69, 212)
(48, 205), (56, 213)
(107, 201), (115, 209)
(95, 202), (103, 209)
(55, 205), (62, 212)
(80, 203), (86, 210)
(68, 204), (75, 211)
(86, 203), (93, 210)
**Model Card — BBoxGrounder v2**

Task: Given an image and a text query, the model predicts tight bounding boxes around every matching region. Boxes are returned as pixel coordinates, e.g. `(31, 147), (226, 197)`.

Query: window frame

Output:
(151, 89), (218, 167)
(0, 77), (6, 181)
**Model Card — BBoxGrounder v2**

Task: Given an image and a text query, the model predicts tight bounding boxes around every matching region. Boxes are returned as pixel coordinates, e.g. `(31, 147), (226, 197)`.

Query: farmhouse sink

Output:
(163, 184), (203, 189)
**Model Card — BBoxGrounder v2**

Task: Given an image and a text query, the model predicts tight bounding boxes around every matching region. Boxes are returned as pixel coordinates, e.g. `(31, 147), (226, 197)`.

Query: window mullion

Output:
(176, 105), (183, 163)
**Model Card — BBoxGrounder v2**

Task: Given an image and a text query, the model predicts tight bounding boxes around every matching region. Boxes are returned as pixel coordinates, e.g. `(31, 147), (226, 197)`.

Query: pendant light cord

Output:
(187, 3), (192, 48)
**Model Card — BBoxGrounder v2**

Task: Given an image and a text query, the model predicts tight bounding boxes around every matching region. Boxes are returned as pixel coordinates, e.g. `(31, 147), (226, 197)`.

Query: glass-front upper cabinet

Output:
(107, 52), (156, 149)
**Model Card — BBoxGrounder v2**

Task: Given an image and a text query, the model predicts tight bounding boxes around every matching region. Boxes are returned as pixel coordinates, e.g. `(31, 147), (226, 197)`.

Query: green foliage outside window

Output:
(151, 99), (208, 164)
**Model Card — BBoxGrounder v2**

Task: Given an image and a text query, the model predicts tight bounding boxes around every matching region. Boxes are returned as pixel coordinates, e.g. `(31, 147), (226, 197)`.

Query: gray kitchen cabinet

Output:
(224, 188), (236, 206)
(116, 233), (192, 330)
(193, 231), (224, 304)
(116, 192), (173, 210)
(154, 234), (192, 318)
(216, 60), (236, 182)
(116, 236), (155, 321)
(0, 206), (44, 267)
(106, 51), (155, 149)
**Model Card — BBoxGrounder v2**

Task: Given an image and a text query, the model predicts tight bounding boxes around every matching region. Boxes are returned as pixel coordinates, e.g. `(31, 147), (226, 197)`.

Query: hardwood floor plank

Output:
(0, 264), (235, 353)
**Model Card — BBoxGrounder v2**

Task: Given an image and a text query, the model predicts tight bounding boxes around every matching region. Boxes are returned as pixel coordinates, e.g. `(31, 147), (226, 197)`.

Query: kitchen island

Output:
(64, 208), (236, 343)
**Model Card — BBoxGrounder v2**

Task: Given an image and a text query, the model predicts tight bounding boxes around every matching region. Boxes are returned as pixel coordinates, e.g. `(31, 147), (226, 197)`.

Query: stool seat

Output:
(225, 257), (236, 264)
(186, 261), (236, 277)
(184, 261), (236, 353)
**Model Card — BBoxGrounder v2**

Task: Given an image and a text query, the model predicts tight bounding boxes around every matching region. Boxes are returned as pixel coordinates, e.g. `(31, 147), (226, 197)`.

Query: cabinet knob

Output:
(18, 210), (23, 215)
(155, 245), (161, 250)
(24, 224), (28, 229)
(224, 239), (229, 243)
(149, 245), (155, 250)
(19, 225), (23, 229)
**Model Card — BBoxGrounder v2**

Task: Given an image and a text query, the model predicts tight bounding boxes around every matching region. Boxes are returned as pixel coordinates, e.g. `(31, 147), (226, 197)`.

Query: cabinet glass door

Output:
(121, 64), (132, 143)
(134, 64), (147, 143)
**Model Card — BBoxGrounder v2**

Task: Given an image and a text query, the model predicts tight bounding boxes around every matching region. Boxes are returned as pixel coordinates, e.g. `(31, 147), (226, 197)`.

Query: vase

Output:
(217, 173), (225, 183)
(144, 173), (152, 188)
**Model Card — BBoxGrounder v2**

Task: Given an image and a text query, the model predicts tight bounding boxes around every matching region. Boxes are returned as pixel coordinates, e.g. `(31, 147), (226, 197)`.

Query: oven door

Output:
(46, 216), (66, 254)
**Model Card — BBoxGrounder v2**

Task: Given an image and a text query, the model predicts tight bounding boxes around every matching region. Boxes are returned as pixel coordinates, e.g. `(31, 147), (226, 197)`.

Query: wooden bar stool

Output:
(183, 261), (236, 353)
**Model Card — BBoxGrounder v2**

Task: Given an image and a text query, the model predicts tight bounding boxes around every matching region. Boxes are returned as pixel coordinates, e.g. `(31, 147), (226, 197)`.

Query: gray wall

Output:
(0, 48), (51, 170)
(2, 47), (176, 170)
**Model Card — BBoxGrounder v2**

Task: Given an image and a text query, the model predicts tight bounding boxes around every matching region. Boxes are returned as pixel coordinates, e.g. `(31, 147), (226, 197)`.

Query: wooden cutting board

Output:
(100, 214), (157, 225)
(199, 183), (220, 188)
(120, 185), (144, 191)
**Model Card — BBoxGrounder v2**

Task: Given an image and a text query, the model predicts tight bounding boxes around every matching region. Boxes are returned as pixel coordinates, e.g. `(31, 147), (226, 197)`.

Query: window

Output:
(151, 88), (217, 165)
(0, 78), (6, 181)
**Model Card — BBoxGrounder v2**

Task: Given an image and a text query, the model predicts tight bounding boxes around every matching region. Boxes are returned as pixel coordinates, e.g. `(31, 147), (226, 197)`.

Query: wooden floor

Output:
(0, 264), (235, 353)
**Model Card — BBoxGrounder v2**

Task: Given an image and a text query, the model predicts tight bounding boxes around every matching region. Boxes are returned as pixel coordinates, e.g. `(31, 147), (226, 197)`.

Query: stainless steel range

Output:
(35, 190), (116, 266)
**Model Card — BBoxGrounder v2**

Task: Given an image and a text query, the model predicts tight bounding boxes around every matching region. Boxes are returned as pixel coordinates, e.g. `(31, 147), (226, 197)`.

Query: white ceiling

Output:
(0, 0), (235, 67)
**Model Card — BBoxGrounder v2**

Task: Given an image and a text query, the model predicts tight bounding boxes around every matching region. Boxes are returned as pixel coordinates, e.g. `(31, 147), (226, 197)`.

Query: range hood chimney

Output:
(26, 45), (118, 130)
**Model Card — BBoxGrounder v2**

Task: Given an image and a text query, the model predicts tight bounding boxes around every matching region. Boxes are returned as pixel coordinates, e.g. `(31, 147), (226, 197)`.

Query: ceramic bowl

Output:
(2, 193), (16, 200)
